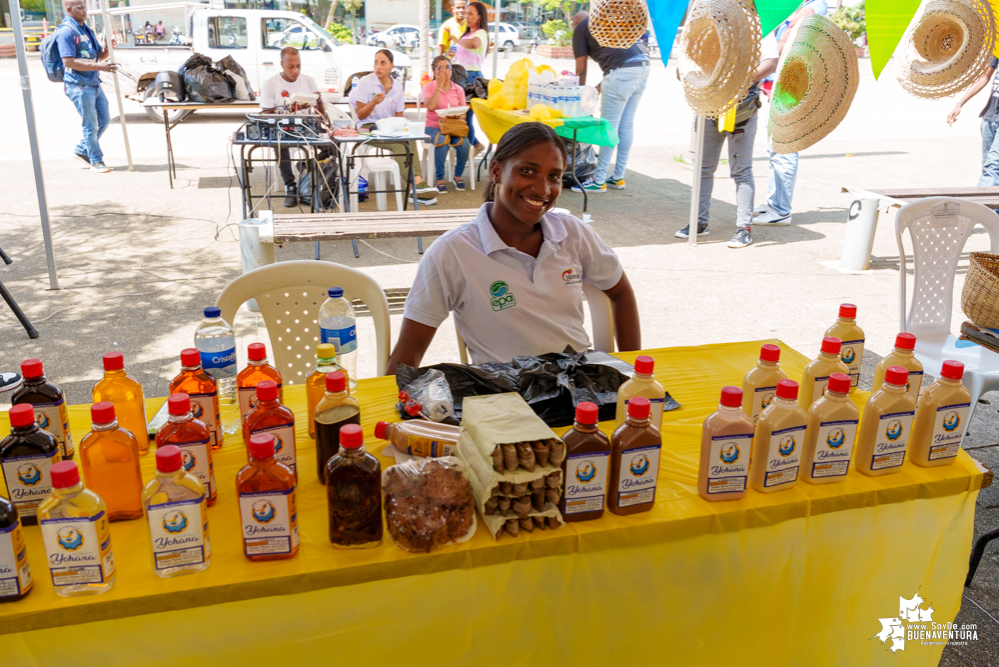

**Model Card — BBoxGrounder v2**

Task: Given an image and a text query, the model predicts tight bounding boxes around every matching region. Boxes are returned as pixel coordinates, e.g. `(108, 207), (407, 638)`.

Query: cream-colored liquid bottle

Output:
(799, 337), (850, 411)
(799, 373), (859, 484)
(750, 379), (807, 493)
(741, 344), (788, 426)
(699, 386), (755, 501)
(872, 333), (924, 404)
(855, 366), (917, 476)
(909, 360), (972, 467)
(616, 355), (666, 432)
(824, 303), (865, 390)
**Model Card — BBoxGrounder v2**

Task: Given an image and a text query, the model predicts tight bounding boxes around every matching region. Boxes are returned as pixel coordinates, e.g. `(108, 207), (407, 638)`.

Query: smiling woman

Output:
(385, 123), (642, 373)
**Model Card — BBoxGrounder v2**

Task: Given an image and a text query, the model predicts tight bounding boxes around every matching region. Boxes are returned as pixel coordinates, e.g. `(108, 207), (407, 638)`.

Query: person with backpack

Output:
(54, 0), (118, 173)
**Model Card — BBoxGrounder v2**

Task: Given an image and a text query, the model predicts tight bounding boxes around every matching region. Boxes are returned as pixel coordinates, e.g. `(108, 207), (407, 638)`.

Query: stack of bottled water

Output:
(528, 82), (585, 118)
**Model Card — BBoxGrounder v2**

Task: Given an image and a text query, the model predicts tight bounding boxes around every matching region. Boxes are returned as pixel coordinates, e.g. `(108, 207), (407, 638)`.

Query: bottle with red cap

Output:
(170, 348), (224, 451)
(12, 358), (74, 459)
(699, 386), (755, 501)
(799, 373), (859, 484)
(0, 404), (61, 525)
(314, 371), (360, 484)
(799, 337), (850, 411)
(374, 420), (461, 457)
(154, 394), (218, 506)
(872, 333), (924, 403)
(306, 343), (344, 440)
(560, 401), (612, 521)
(243, 380), (298, 479)
(326, 423), (382, 548)
(608, 396), (661, 515)
(615, 356), (667, 431)
(236, 343), (284, 424)
(909, 360), (972, 467)
(825, 303), (865, 390)
(38, 460), (116, 596)
(237, 434), (299, 561)
(855, 366), (918, 476)
(142, 445), (212, 577)
(750, 379), (807, 493)
(741, 344), (789, 426)
(93, 352), (150, 456)
(78, 402), (144, 521)
(0, 494), (33, 601)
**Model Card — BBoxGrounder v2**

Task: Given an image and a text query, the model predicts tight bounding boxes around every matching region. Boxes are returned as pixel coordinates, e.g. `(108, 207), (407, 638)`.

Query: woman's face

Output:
(466, 5), (480, 29)
(490, 141), (564, 224)
(434, 60), (452, 83)
(374, 53), (393, 78)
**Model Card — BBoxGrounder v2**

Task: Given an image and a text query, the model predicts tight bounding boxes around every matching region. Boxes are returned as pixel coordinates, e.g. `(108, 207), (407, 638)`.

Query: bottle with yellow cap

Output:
(306, 343), (344, 440)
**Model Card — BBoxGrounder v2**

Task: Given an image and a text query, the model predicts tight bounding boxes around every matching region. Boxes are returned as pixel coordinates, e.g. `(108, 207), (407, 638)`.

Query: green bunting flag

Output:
(757, 0), (805, 36)
(866, 0), (924, 79)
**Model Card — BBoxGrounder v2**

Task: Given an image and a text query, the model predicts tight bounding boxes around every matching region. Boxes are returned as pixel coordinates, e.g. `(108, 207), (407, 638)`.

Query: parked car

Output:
(366, 24), (420, 50)
(494, 22), (520, 50)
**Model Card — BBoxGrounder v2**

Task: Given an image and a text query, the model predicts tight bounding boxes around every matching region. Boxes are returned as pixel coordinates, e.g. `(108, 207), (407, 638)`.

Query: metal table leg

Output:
(0, 279), (39, 339)
(476, 143), (492, 183)
(966, 527), (999, 586)
(164, 109), (174, 189)
(569, 129), (587, 213)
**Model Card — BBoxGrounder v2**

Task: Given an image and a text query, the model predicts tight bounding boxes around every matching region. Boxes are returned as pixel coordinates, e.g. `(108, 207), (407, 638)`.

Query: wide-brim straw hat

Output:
(768, 15), (859, 154)
(590, 0), (650, 49)
(896, 0), (996, 99)
(678, 0), (761, 119)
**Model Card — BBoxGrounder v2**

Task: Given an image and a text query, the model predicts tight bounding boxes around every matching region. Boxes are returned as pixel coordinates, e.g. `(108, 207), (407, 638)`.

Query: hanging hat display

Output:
(589, 0), (650, 49)
(895, 0), (996, 99)
(678, 0), (761, 119)
(768, 14), (859, 154)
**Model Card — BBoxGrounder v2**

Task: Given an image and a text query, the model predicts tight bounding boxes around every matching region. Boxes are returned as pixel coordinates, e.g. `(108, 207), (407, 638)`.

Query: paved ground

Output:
(1, 51), (997, 659)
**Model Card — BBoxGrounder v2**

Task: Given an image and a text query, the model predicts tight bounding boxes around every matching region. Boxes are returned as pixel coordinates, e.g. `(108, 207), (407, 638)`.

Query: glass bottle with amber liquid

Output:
(236, 343), (284, 424)
(93, 352), (150, 456)
(243, 380), (297, 479)
(314, 371), (360, 484)
(0, 494), (33, 601)
(326, 424), (382, 548)
(237, 434), (299, 561)
(12, 358), (74, 460)
(78, 402), (144, 521)
(306, 343), (344, 440)
(155, 394), (218, 506)
(0, 404), (60, 526)
(170, 349), (224, 450)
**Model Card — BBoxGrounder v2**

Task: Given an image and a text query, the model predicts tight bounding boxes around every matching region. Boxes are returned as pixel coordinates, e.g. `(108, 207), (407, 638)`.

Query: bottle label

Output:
(238, 488), (299, 556)
(812, 376), (831, 402)
(250, 422), (297, 475)
(1, 452), (58, 519)
(200, 347), (237, 377)
(623, 397), (665, 430)
(763, 425), (804, 488)
(30, 399), (74, 459)
(187, 391), (222, 449)
(751, 386), (778, 425)
(146, 495), (211, 570)
(405, 434), (458, 458)
(564, 451), (610, 514)
(871, 411), (915, 470)
(321, 323), (357, 355)
(615, 444), (660, 508)
(0, 520), (32, 598)
(905, 371), (924, 402)
(173, 438), (217, 499)
(928, 403), (970, 461)
(707, 433), (752, 494)
(810, 419), (858, 479)
(840, 339), (865, 388)
(40, 511), (115, 587)
(238, 383), (283, 421)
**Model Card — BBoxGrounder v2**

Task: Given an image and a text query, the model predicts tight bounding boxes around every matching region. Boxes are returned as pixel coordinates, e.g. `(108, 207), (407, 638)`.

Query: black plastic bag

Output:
(181, 53), (234, 103)
(471, 76), (490, 100)
(215, 55), (255, 100)
(178, 53), (211, 78)
(562, 139), (596, 186)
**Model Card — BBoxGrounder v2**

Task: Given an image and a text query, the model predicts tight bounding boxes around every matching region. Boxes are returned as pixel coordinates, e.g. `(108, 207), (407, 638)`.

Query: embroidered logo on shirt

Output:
(488, 280), (517, 311)
(561, 267), (582, 284)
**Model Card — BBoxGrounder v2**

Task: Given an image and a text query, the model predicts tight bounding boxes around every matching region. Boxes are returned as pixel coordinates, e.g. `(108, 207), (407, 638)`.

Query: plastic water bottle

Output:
(194, 306), (240, 435)
(318, 287), (357, 391)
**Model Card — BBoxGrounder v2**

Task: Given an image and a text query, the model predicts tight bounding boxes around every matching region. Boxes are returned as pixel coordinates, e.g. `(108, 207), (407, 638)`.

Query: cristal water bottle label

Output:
(840, 339), (865, 388)
(40, 511), (115, 587)
(810, 419), (858, 478)
(872, 411), (915, 470)
(147, 496), (211, 570)
(707, 433), (751, 494)
(250, 422), (297, 476)
(321, 322), (357, 355)
(174, 438), (217, 498)
(199, 347), (237, 377)
(239, 488), (299, 556)
(188, 392), (222, 449)
(615, 445), (660, 507)
(763, 425), (804, 488)
(30, 400), (74, 459)
(564, 451), (610, 514)
(751, 386), (778, 425)
(0, 520), (32, 597)
(928, 403), (970, 460)
(1, 452), (58, 519)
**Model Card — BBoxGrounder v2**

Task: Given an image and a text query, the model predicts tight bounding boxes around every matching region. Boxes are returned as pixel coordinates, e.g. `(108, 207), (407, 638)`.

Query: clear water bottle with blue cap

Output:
(318, 287), (357, 390)
(194, 306), (240, 434)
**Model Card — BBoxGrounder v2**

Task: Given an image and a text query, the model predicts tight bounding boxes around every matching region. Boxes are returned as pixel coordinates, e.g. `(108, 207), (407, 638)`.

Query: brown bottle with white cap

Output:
(799, 373), (859, 484)
(855, 366), (917, 476)
(750, 379), (807, 493)
(699, 386), (754, 501)
(871, 333), (924, 404)
(908, 360), (972, 467)
(741, 344), (788, 426)
(799, 337), (850, 411)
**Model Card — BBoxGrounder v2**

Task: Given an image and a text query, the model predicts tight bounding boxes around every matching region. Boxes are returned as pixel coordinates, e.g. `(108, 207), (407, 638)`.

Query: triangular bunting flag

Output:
(866, 0), (923, 79)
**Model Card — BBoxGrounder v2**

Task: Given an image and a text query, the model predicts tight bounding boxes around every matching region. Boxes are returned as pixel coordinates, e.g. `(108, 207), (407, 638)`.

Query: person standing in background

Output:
(451, 1), (489, 168)
(436, 0), (466, 57)
(947, 59), (999, 186)
(570, 10), (650, 194)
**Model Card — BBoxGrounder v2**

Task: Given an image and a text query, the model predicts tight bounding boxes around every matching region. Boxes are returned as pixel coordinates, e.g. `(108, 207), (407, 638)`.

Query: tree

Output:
(831, 1), (865, 42)
(538, 0), (578, 25)
(341, 0), (364, 42)
(324, 0), (340, 31)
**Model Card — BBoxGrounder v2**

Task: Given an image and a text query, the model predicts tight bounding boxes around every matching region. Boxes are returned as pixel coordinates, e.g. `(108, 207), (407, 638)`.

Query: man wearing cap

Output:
(947, 59), (999, 186)
(436, 0), (466, 58)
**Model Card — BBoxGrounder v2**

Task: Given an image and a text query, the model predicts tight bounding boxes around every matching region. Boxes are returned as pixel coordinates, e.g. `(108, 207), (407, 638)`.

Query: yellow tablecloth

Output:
(1, 341), (984, 666)
(471, 98), (619, 147)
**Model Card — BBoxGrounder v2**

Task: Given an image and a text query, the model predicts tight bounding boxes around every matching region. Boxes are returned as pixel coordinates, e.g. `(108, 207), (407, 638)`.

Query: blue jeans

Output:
(980, 119), (999, 186)
(426, 127), (468, 181)
(766, 149), (798, 216)
(594, 63), (649, 184)
(65, 83), (110, 164)
(465, 70), (483, 147)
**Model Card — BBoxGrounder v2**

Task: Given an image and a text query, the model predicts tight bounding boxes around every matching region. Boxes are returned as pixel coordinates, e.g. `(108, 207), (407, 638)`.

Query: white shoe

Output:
(753, 204), (770, 217)
(90, 162), (111, 173)
(754, 209), (792, 225)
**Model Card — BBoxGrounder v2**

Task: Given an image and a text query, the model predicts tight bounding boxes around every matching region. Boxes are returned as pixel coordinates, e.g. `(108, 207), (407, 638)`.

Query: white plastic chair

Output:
(896, 196), (999, 425)
(215, 260), (391, 383)
(347, 104), (404, 212)
(456, 283), (615, 363)
(405, 108), (476, 191)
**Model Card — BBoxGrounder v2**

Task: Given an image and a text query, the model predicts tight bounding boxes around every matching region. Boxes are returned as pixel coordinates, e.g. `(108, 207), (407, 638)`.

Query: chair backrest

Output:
(216, 260), (391, 384)
(896, 197), (999, 337)
(456, 283), (616, 363)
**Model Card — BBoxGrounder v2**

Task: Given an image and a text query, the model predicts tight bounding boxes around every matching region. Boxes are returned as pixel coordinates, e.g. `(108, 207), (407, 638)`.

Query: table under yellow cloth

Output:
(1, 341), (984, 666)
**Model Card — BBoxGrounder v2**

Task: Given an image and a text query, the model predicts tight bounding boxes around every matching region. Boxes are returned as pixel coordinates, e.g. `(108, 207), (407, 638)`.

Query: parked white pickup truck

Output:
(103, 5), (412, 122)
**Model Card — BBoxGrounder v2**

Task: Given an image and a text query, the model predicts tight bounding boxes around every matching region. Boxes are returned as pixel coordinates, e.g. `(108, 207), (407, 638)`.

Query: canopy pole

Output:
(491, 0), (501, 77)
(11, 0), (61, 290)
(100, 1), (134, 171)
(688, 114), (705, 246)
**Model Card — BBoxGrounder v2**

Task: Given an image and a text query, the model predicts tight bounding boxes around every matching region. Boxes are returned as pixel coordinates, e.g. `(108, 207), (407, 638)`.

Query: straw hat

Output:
(768, 15), (859, 154)
(590, 0), (650, 49)
(896, 0), (996, 99)
(678, 0), (761, 119)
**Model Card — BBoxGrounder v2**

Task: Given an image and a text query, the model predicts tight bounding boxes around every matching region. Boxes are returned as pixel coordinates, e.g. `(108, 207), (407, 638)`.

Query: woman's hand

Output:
(371, 92), (386, 105)
(435, 65), (451, 87)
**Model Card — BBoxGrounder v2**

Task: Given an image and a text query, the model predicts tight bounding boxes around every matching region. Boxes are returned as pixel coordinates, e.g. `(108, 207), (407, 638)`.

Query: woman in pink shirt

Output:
(422, 55), (470, 193)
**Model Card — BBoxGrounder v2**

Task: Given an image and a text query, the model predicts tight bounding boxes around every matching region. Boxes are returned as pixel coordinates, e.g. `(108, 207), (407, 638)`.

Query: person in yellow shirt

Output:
(436, 0), (466, 57)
